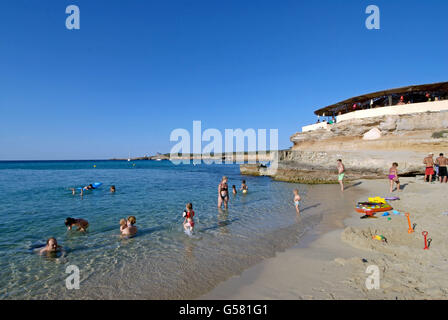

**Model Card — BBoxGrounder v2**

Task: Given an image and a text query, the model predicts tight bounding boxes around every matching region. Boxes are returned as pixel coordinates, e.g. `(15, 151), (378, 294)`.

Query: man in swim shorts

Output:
(435, 153), (448, 183)
(337, 159), (345, 192)
(423, 153), (435, 182)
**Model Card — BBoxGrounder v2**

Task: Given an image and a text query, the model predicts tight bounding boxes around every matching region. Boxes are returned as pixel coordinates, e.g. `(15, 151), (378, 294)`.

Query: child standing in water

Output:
(183, 203), (195, 233)
(240, 180), (248, 193)
(388, 162), (400, 193)
(293, 189), (301, 214)
(119, 219), (127, 233)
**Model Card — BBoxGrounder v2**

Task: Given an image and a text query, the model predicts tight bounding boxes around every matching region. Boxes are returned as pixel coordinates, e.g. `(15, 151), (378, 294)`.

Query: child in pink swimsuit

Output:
(388, 162), (400, 193)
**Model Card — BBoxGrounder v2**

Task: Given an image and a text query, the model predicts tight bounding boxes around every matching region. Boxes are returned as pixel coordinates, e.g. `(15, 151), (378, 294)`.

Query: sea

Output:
(0, 160), (324, 299)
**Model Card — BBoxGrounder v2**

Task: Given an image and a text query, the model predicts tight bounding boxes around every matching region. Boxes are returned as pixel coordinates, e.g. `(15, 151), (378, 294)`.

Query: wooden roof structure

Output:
(314, 81), (448, 116)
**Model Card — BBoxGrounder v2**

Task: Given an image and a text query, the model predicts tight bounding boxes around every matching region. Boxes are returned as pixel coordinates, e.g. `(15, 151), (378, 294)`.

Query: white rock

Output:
(363, 127), (382, 140)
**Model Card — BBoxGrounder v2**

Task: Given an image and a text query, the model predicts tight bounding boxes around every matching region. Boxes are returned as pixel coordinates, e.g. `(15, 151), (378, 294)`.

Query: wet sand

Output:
(201, 177), (448, 299)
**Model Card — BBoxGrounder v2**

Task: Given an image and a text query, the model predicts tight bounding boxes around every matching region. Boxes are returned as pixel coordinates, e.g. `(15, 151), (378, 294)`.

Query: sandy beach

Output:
(202, 176), (448, 300)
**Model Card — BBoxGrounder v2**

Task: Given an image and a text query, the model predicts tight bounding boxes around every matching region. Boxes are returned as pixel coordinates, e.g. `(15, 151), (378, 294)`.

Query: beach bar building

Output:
(302, 81), (448, 132)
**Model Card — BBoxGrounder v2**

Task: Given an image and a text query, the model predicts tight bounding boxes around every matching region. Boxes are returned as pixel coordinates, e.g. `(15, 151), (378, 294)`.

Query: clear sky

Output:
(0, 0), (447, 160)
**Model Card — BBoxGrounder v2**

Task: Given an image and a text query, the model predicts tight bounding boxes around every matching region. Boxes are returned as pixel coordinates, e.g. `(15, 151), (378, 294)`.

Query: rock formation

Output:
(241, 110), (448, 183)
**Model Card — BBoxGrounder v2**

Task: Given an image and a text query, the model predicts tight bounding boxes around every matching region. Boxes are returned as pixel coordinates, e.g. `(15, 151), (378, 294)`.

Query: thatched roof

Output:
(314, 81), (448, 116)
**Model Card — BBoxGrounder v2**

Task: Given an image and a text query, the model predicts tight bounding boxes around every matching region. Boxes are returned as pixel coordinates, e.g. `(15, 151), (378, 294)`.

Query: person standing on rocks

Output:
(337, 159), (345, 192)
(423, 153), (435, 183)
(435, 153), (448, 183)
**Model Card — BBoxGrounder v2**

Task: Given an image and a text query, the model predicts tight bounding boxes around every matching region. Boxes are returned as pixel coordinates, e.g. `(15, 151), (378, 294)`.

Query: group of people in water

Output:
(38, 177), (254, 255)
(217, 176), (249, 209)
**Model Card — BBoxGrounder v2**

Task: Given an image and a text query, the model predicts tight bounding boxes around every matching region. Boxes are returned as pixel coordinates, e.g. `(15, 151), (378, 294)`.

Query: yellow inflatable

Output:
(368, 197), (386, 204)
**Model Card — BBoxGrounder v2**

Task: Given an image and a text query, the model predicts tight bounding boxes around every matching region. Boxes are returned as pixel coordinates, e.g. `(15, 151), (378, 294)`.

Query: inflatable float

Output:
(77, 182), (102, 191)
(355, 202), (393, 215)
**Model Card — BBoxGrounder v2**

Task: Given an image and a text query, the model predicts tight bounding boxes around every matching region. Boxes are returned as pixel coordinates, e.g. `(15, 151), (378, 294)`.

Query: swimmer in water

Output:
(293, 189), (301, 214)
(121, 216), (137, 236)
(183, 203), (195, 233)
(232, 185), (237, 195)
(39, 237), (63, 254)
(240, 180), (248, 193)
(65, 217), (89, 232)
(110, 185), (116, 193)
(71, 184), (94, 195)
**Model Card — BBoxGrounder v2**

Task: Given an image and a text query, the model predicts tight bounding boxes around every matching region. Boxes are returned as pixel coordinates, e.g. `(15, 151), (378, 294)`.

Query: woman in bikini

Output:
(218, 176), (229, 209)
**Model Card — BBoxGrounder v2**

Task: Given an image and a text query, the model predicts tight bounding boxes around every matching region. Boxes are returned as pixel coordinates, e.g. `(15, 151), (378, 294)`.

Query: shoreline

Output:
(200, 181), (369, 299)
(201, 177), (448, 299)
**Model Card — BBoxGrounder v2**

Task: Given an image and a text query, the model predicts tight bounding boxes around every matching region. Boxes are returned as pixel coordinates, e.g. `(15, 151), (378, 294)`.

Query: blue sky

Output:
(0, 0), (447, 160)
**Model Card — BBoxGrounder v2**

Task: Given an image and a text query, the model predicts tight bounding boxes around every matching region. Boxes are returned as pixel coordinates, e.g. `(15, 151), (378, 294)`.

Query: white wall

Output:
(302, 122), (328, 132)
(301, 100), (448, 132)
(336, 100), (448, 122)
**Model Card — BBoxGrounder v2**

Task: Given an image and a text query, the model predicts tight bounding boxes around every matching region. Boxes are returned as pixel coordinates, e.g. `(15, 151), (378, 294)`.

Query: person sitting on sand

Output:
(121, 216), (137, 236)
(232, 185), (237, 195)
(293, 189), (301, 214)
(39, 237), (63, 254)
(183, 203), (195, 233)
(337, 159), (345, 192)
(388, 163), (400, 193)
(435, 153), (448, 183)
(65, 217), (89, 232)
(110, 185), (116, 193)
(240, 180), (248, 193)
(218, 176), (229, 209)
(423, 153), (435, 182)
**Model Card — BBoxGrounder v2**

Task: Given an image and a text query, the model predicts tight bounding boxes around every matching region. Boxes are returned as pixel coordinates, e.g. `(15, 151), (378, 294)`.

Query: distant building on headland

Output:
(302, 81), (448, 132)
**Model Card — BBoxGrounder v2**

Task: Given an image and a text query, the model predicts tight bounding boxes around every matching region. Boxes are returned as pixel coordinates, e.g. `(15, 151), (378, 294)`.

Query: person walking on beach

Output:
(388, 163), (400, 193)
(337, 159), (345, 192)
(65, 217), (89, 232)
(218, 176), (229, 209)
(120, 216), (138, 236)
(293, 189), (301, 214)
(435, 153), (448, 183)
(423, 153), (435, 182)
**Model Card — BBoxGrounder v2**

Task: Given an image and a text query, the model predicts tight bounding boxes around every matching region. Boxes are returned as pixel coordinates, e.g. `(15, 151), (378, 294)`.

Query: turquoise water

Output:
(0, 160), (320, 299)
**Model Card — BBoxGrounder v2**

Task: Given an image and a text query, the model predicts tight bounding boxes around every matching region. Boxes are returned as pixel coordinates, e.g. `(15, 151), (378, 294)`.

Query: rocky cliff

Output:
(241, 110), (448, 183)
